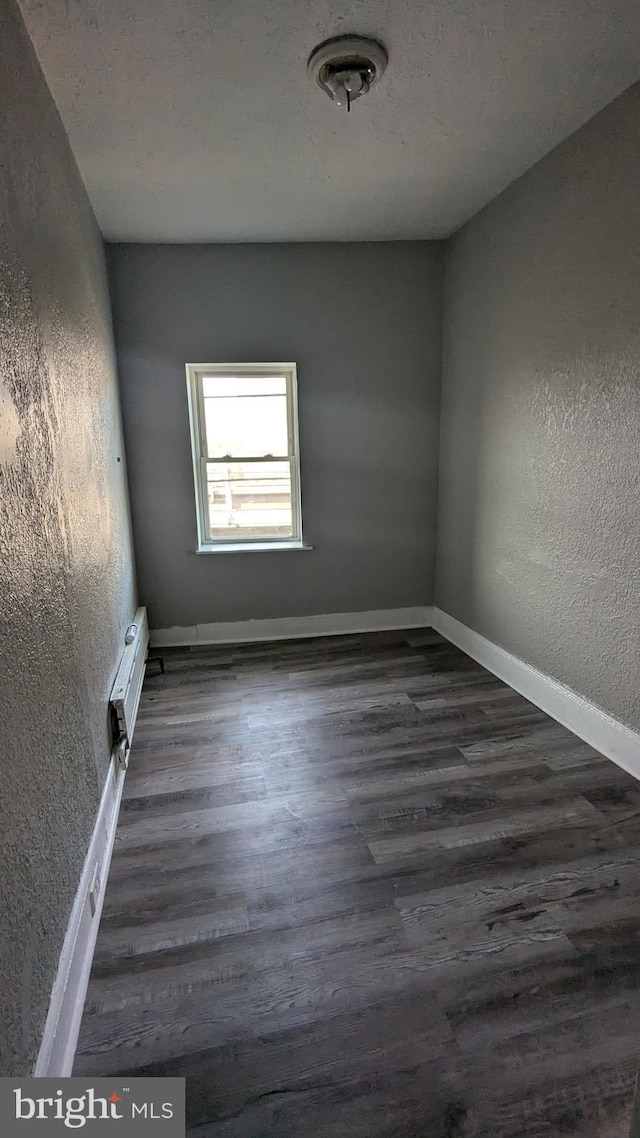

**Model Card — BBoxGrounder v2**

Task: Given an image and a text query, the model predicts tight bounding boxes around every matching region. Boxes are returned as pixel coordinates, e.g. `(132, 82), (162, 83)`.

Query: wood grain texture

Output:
(74, 631), (640, 1136)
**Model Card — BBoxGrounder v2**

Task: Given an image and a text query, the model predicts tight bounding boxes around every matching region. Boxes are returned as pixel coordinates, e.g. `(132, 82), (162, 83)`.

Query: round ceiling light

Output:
(307, 35), (388, 111)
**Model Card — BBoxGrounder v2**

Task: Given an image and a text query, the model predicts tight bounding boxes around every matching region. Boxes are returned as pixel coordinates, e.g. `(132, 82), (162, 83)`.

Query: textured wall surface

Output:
(436, 82), (640, 730)
(0, 0), (136, 1075)
(108, 242), (443, 630)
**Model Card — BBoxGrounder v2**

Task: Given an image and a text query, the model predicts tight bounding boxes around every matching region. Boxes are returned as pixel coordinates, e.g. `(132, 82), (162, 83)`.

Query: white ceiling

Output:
(19, 0), (640, 242)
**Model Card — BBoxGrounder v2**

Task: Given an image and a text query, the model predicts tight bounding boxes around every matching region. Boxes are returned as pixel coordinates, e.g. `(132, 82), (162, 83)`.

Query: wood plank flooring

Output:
(74, 630), (640, 1136)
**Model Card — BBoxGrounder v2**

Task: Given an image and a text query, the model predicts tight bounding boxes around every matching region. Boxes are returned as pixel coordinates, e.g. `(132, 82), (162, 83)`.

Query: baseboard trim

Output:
(432, 607), (640, 781)
(33, 750), (127, 1077)
(151, 607), (434, 648)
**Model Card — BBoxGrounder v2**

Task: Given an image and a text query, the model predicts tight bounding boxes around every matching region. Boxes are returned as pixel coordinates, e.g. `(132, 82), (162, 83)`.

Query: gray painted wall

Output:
(0, 0), (136, 1074)
(108, 242), (443, 630)
(436, 82), (640, 731)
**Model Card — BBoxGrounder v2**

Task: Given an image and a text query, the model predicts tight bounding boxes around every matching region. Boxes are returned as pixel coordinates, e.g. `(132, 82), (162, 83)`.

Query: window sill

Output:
(195, 541), (313, 554)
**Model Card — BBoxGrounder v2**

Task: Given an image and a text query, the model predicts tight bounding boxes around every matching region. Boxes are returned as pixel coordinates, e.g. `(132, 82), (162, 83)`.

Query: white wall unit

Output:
(34, 610), (149, 1076)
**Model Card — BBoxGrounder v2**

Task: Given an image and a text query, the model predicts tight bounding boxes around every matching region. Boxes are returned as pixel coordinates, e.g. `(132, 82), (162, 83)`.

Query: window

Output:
(186, 363), (304, 551)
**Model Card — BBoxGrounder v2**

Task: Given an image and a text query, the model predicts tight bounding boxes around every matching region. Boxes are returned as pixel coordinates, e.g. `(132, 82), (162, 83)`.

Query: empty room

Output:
(2, 0), (640, 1134)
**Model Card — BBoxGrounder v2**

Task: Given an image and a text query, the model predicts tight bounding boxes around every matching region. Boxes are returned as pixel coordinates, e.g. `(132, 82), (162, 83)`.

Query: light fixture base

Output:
(307, 35), (388, 109)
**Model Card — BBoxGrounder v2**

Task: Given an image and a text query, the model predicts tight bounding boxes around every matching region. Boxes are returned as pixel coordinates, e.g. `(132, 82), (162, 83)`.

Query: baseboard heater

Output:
(110, 605), (149, 762)
(34, 606), (149, 1077)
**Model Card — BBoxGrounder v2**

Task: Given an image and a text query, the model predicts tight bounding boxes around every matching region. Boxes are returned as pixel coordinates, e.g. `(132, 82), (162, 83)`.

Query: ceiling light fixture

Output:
(307, 35), (388, 112)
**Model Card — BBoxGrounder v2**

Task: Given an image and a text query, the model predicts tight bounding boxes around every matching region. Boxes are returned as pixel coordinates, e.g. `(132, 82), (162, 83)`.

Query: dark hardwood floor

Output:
(74, 630), (640, 1136)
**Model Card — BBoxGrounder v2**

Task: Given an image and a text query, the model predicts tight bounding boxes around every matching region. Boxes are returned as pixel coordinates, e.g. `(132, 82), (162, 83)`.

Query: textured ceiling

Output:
(18, 0), (640, 242)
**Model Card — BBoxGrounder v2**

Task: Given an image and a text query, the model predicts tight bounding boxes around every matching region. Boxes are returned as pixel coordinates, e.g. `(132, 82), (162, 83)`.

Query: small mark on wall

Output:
(0, 374), (21, 465)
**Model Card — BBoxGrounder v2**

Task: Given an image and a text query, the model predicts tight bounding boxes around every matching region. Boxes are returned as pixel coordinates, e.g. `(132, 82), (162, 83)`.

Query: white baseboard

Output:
(35, 610), (150, 1077)
(151, 606), (434, 648)
(33, 749), (126, 1077)
(432, 607), (640, 781)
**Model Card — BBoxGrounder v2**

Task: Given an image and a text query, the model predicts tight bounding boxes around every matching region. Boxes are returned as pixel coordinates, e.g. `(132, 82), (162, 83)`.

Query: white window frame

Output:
(185, 362), (305, 553)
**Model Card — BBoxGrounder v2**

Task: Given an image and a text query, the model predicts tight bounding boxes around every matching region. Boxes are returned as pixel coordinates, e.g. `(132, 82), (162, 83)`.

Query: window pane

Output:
(204, 392), (288, 458)
(206, 461), (293, 540)
(202, 375), (286, 398)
